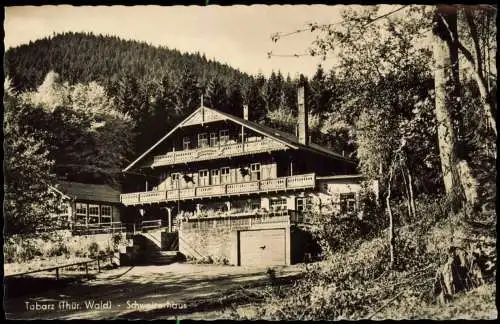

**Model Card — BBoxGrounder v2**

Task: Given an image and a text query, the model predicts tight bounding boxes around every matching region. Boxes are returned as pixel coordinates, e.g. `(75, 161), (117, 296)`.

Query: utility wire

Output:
(268, 5), (411, 59)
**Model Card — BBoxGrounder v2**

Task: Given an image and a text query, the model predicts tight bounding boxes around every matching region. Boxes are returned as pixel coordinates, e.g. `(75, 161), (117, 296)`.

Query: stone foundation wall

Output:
(179, 226), (237, 264)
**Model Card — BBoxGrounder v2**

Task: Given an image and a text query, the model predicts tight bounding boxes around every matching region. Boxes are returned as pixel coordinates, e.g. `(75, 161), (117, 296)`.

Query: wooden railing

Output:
(72, 222), (127, 236)
(140, 219), (162, 230)
(4, 253), (118, 280)
(121, 173), (316, 205)
(151, 138), (287, 167)
(180, 209), (299, 230)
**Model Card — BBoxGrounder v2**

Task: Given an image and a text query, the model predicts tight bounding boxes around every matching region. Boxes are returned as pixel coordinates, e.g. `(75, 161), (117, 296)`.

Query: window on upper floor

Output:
(211, 169), (220, 185)
(250, 163), (261, 181)
(183, 137), (191, 150)
(199, 169), (209, 186)
(296, 197), (312, 212)
(219, 129), (229, 145)
(221, 167), (230, 184)
(171, 173), (180, 189)
(198, 133), (208, 148)
(270, 198), (287, 211)
(210, 132), (218, 147)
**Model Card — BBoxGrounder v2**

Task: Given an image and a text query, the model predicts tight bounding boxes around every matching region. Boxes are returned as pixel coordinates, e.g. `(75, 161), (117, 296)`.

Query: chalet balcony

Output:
(179, 209), (302, 231)
(120, 173), (316, 206)
(151, 138), (288, 167)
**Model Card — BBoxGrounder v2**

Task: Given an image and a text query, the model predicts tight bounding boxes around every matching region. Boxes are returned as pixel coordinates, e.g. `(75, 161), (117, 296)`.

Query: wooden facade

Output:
(121, 104), (360, 220)
(121, 95), (369, 266)
(50, 181), (123, 234)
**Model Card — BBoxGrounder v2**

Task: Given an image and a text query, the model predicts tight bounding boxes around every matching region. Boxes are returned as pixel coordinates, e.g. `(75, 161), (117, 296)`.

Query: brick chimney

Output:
(297, 86), (309, 145)
(243, 104), (249, 120)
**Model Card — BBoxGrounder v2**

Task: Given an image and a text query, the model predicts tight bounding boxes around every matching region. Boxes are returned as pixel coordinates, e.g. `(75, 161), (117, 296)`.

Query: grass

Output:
(4, 256), (93, 276)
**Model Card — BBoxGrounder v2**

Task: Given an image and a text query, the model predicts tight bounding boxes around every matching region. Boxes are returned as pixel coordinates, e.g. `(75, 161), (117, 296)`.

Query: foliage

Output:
(305, 185), (384, 256)
(112, 233), (126, 251)
(17, 71), (134, 185)
(87, 242), (100, 258)
(3, 89), (64, 236)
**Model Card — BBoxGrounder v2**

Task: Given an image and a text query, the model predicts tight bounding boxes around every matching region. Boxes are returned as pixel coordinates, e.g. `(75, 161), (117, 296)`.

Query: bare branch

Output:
(360, 5), (410, 29)
(270, 5), (410, 44)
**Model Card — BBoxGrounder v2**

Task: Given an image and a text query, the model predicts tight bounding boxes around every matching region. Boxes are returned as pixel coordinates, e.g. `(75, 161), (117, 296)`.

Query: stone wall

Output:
(179, 226), (237, 264)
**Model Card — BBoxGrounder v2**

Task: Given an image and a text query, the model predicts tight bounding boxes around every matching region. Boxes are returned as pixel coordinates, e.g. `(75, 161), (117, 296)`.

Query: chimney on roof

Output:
(297, 85), (309, 146)
(243, 104), (249, 120)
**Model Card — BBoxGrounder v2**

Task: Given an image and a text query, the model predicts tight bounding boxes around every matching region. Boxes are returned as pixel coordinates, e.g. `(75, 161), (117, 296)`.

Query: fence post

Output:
(97, 257), (101, 273)
(56, 268), (59, 280)
(85, 262), (89, 279)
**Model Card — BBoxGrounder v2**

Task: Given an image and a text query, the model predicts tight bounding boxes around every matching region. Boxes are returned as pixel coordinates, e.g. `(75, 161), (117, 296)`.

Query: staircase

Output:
(147, 250), (182, 265)
(119, 230), (181, 266)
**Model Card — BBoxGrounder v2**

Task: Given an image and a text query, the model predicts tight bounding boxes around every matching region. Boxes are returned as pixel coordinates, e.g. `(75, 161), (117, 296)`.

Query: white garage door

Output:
(239, 229), (286, 266)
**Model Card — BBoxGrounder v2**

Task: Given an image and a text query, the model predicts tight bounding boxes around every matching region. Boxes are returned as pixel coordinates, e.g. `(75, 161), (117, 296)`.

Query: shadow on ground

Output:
(4, 263), (304, 320)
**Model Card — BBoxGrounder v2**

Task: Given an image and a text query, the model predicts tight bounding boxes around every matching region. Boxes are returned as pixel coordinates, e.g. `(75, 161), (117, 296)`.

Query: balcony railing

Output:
(71, 222), (127, 235)
(120, 173), (316, 206)
(151, 138), (287, 167)
(180, 209), (297, 231)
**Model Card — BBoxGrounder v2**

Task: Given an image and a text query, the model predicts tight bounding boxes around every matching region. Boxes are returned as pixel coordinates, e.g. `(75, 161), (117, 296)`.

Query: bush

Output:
(87, 242), (100, 258)
(112, 233), (125, 251)
(47, 241), (70, 257)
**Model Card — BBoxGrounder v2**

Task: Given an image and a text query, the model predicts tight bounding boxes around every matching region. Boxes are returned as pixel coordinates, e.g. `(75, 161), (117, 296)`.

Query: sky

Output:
(3, 5), (368, 78)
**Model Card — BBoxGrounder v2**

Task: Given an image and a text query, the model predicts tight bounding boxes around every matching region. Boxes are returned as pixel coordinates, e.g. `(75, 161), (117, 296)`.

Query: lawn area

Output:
(4, 256), (94, 276)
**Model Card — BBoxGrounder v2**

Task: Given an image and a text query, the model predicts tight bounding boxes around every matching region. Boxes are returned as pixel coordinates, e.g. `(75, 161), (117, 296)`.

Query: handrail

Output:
(180, 209), (301, 230)
(152, 138), (286, 166)
(121, 173), (316, 206)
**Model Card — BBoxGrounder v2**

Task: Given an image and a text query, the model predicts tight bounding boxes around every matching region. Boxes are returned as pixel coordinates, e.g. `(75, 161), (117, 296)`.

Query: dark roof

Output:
(214, 109), (354, 162)
(316, 174), (365, 180)
(123, 105), (355, 171)
(55, 181), (121, 203)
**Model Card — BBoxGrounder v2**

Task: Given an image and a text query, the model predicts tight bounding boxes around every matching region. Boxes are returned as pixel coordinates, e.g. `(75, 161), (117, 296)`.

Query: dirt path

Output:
(4, 263), (302, 320)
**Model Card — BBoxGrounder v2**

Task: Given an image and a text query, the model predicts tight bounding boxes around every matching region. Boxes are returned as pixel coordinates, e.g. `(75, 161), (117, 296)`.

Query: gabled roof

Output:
(53, 181), (121, 204)
(123, 105), (355, 172)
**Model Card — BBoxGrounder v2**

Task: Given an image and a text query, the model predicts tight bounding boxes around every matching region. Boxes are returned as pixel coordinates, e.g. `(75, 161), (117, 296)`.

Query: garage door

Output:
(239, 229), (286, 266)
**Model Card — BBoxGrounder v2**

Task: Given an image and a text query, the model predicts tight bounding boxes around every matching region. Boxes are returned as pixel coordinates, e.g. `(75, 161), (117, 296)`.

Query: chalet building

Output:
(120, 86), (375, 266)
(50, 181), (124, 234)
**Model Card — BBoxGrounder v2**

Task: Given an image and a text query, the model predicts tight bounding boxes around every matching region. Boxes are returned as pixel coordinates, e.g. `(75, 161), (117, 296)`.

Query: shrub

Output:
(112, 233), (125, 251)
(87, 242), (100, 258)
(47, 241), (70, 257)
(3, 242), (16, 263)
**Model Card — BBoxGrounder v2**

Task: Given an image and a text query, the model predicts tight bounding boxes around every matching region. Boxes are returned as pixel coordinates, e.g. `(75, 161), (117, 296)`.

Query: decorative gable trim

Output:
(180, 106), (227, 127)
(123, 106), (298, 172)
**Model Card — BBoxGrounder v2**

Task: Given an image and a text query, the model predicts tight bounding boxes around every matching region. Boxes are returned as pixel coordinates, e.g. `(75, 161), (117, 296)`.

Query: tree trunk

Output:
(433, 5), (479, 209)
(386, 165), (395, 269)
(432, 6), (464, 197)
(400, 166), (412, 223)
(462, 8), (497, 136)
(406, 167), (417, 219)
